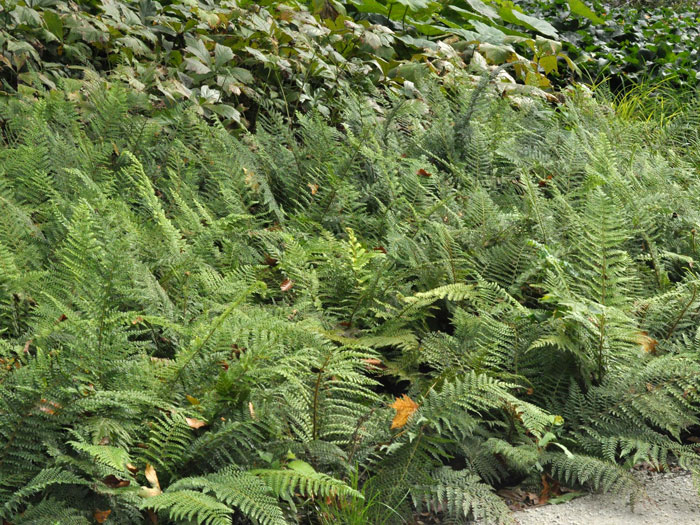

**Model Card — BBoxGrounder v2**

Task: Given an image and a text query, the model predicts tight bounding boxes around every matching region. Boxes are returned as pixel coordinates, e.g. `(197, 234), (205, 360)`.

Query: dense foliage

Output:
(0, 0), (579, 127)
(518, 0), (700, 87)
(3, 72), (700, 523)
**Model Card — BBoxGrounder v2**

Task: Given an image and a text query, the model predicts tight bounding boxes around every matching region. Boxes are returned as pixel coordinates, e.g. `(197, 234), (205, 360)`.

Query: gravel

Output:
(515, 472), (700, 525)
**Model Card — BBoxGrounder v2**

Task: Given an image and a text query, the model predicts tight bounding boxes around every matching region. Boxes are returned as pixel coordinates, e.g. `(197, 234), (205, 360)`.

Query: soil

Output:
(514, 471), (700, 525)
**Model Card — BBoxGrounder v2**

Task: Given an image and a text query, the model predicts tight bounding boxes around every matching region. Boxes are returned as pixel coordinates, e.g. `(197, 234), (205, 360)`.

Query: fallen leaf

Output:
(102, 475), (130, 488)
(248, 401), (256, 420)
(636, 331), (658, 354)
(362, 358), (386, 370)
(94, 510), (111, 523)
(280, 279), (294, 292)
(185, 417), (207, 429)
(389, 394), (419, 429)
(126, 463), (138, 474)
(132, 316), (144, 325)
(417, 168), (432, 177)
(144, 464), (160, 491)
(308, 182), (319, 195)
(139, 486), (162, 498)
(38, 398), (61, 415)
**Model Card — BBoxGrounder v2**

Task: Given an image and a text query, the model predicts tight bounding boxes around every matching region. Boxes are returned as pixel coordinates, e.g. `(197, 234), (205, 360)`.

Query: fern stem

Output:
(172, 284), (260, 386)
(665, 283), (697, 341)
(596, 313), (606, 385)
(312, 352), (332, 441)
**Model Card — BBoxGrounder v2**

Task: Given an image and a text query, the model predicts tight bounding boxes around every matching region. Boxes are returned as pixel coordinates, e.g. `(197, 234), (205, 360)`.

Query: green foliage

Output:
(2, 73), (700, 524)
(0, 0), (574, 128)
(519, 0), (700, 87)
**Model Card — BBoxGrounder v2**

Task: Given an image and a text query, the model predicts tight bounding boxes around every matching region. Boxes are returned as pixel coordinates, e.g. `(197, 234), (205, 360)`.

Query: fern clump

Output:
(2, 77), (700, 524)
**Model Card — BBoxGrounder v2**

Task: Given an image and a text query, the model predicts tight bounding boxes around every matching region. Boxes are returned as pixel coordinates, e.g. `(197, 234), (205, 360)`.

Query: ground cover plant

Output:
(3, 68), (700, 524)
(517, 0), (700, 87)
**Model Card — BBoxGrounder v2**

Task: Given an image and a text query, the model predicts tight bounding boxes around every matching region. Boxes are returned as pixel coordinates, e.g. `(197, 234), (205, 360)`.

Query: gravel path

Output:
(515, 472), (700, 525)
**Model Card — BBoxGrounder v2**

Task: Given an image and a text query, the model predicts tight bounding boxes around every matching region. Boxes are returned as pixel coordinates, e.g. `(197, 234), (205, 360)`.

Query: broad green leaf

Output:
(478, 42), (516, 64)
(348, 0), (388, 14)
(13, 6), (42, 26)
(540, 54), (558, 74)
(230, 67), (254, 84)
(185, 36), (211, 67)
(43, 11), (63, 41)
(462, 0), (499, 21)
(214, 44), (234, 69)
(499, 5), (558, 38)
(207, 103), (241, 122)
(389, 0), (431, 11)
(184, 57), (211, 75)
(567, 0), (604, 24)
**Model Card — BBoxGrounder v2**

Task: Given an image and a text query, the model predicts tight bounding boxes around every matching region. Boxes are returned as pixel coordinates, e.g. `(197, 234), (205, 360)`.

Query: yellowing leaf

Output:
(186, 395), (200, 405)
(389, 394), (418, 429)
(185, 417), (207, 429)
(539, 54), (558, 75)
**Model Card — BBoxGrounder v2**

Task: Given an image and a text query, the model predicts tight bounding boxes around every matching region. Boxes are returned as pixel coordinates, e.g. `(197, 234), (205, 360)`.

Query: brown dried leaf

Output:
(248, 401), (256, 420)
(308, 183), (319, 195)
(280, 279), (294, 292)
(102, 475), (129, 488)
(389, 394), (419, 429)
(38, 398), (61, 415)
(139, 486), (162, 498)
(362, 358), (385, 370)
(94, 510), (112, 523)
(185, 417), (207, 429)
(144, 464), (160, 491)
(636, 331), (658, 354)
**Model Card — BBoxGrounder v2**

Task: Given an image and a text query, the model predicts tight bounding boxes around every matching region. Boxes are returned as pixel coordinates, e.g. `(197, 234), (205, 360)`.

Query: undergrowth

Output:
(2, 77), (700, 523)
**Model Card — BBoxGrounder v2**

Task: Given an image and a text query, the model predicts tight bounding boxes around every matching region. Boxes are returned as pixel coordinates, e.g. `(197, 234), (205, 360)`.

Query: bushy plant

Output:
(2, 73), (700, 523)
(0, 0), (576, 129)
